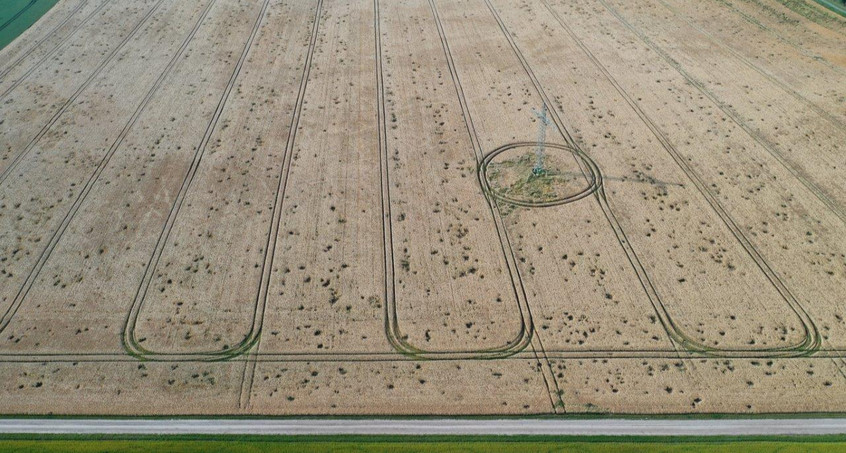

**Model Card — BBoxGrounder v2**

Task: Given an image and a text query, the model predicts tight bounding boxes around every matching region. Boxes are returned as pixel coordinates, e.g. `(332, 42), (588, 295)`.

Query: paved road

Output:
(0, 418), (845, 436)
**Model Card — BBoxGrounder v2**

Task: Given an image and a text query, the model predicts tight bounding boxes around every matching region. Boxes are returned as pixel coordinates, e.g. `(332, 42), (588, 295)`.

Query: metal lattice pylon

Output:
(532, 102), (551, 176)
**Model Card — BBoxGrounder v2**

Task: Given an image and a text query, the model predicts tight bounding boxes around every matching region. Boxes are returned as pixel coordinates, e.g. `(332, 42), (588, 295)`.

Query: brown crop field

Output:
(0, 0), (844, 415)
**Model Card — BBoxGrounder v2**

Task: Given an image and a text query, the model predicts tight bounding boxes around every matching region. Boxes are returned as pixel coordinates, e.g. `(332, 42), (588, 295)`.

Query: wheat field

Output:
(0, 0), (845, 414)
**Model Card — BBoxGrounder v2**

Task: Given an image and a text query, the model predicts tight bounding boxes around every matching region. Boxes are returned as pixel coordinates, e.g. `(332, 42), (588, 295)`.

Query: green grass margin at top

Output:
(0, 0), (60, 50)
(811, 0), (846, 17)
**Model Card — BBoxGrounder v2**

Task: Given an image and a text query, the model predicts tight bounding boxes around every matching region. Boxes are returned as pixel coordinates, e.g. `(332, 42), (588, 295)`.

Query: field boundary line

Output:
(4, 347), (846, 362)
(0, 0), (219, 336)
(0, 0), (164, 185)
(811, 0), (846, 18)
(0, 0), (87, 79)
(4, 418), (846, 435)
(238, 0), (324, 411)
(121, 0), (274, 362)
(747, 0), (846, 38)
(0, 0), (37, 34)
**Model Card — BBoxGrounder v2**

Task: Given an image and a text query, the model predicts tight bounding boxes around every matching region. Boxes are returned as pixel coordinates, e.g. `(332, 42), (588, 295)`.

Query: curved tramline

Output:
(480, 142), (602, 209)
(375, 0), (537, 360)
(0, 0), (837, 366)
(122, 0), (322, 362)
(484, 0), (821, 358)
(2, 0), (846, 418)
(0, 0), (219, 339)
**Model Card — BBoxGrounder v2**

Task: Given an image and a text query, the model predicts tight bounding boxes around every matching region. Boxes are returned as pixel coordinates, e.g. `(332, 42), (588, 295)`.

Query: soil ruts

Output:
(0, 0), (844, 415)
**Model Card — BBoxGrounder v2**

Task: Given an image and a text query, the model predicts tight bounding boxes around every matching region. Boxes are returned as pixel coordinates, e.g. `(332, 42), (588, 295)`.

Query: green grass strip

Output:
(1, 435), (846, 453)
(0, 0), (59, 50)
(812, 0), (846, 17)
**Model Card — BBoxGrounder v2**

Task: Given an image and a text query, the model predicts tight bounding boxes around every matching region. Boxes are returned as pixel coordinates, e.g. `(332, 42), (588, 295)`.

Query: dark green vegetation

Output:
(812, 0), (846, 17)
(2, 435), (846, 452)
(778, 0), (846, 22)
(0, 0), (58, 50)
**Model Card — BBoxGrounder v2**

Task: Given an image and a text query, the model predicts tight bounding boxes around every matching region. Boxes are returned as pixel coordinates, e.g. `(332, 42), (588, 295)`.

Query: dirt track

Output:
(4, 417), (846, 435)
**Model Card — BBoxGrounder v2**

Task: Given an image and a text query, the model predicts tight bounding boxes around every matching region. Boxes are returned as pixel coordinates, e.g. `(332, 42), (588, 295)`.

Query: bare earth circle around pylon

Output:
(480, 142), (601, 207)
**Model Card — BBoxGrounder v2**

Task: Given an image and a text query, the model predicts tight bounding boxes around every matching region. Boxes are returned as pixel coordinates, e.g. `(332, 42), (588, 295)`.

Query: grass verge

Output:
(0, 0), (59, 50)
(812, 0), (846, 17)
(1, 435), (846, 452)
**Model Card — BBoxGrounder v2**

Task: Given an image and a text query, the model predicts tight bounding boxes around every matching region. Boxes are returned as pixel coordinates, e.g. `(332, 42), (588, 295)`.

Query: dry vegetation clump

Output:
(486, 150), (585, 205)
(0, 0), (843, 415)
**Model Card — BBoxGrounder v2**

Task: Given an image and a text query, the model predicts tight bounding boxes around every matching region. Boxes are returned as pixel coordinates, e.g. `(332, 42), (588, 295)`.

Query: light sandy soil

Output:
(0, 0), (844, 415)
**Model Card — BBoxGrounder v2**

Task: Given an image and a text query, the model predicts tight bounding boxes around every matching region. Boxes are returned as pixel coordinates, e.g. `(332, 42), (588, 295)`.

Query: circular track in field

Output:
(481, 142), (601, 207)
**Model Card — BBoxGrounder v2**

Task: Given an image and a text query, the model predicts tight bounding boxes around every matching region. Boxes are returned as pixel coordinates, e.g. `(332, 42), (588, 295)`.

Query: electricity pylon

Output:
(532, 102), (551, 176)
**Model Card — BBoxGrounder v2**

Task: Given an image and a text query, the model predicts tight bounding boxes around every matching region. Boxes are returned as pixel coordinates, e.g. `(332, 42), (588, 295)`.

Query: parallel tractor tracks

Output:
(377, 0), (534, 361)
(653, 0), (846, 129)
(0, 0), (164, 185)
(0, 0), (38, 35)
(0, 0), (88, 80)
(122, 0), (285, 362)
(238, 0), (324, 411)
(0, 0), (220, 343)
(0, 0), (843, 370)
(712, 0), (846, 77)
(485, 0), (821, 358)
(0, 0), (100, 86)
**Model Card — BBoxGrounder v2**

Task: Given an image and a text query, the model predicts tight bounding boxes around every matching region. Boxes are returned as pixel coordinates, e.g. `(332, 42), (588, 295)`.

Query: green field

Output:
(813, 0), (846, 16)
(1, 436), (846, 453)
(0, 0), (59, 50)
